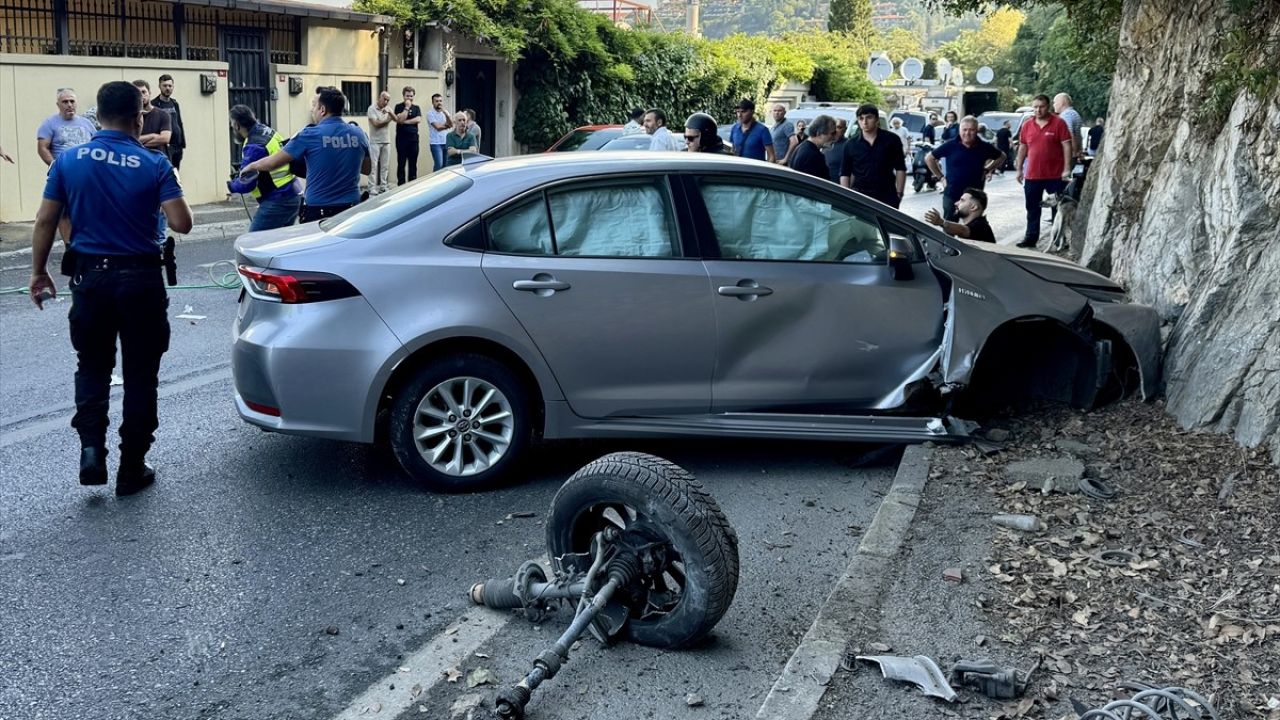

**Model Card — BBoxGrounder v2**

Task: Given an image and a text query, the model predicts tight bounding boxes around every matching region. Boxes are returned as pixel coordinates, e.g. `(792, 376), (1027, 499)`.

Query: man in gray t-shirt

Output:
(36, 87), (97, 244)
(37, 88), (97, 165)
(1054, 92), (1083, 161)
(770, 103), (794, 164)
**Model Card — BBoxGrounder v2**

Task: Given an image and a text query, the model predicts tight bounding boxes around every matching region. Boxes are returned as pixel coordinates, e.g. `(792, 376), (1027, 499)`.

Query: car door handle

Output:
(513, 279), (570, 292)
(717, 284), (773, 297)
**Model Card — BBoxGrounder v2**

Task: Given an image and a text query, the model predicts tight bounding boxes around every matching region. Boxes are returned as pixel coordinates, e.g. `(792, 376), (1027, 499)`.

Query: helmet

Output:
(684, 112), (722, 152)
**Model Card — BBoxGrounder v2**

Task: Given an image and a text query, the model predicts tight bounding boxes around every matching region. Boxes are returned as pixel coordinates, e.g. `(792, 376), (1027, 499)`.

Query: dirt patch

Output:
(815, 399), (1279, 719)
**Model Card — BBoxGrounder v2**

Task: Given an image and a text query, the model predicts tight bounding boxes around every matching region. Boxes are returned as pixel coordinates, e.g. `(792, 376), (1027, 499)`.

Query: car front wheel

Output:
(389, 353), (531, 492)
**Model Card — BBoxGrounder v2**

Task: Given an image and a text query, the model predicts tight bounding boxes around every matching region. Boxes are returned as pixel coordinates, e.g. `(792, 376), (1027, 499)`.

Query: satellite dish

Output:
(976, 66), (994, 85)
(868, 56), (893, 83)
(900, 57), (924, 82)
(936, 58), (952, 81)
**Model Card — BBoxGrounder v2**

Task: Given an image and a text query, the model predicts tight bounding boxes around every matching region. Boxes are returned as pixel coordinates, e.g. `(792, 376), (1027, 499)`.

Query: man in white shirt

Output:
(644, 109), (681, 151)
(366, 91), (393, 195)
(622, 107), (645, 135)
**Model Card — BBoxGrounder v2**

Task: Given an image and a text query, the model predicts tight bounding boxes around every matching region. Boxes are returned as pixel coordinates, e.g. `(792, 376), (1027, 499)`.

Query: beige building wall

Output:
(0, 22), (518, 222)
(0, 55), (231, 223)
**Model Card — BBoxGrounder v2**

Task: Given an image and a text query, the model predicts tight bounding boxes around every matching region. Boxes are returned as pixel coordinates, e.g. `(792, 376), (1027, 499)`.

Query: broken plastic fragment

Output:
(857, 654), (957, 702)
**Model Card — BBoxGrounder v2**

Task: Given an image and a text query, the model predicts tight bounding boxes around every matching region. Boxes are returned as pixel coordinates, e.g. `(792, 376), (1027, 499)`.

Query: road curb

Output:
(754, 444), (934, 720)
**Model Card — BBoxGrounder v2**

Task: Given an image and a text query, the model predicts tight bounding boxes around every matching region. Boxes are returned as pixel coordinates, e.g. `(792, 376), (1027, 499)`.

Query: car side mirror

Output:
(888, 232), (915, 281)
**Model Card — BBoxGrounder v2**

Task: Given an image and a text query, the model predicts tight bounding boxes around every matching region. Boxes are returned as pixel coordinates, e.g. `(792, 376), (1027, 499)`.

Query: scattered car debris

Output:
(984, 428), (1011, 442)
(948, 657), (1039, 699)
(856, 654), (958, 702)
(685, 693), (705, 707)
(1073, 683), (1220, 719)
(1077, 476), (1117, 500)
(466, 667), (499, 688)
(504, 512), (537, 520)
(323, 625), (339, 636)
(991, 514), (1046, 531)
(943, 567), (964, 583)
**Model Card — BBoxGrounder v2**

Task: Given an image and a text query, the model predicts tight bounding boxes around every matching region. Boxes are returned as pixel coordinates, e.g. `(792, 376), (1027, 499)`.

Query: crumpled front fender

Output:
(1089, 302), (1162, 400)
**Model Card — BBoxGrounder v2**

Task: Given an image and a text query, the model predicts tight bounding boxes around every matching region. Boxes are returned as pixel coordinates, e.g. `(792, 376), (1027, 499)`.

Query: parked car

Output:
(232, 153), (1160, 493)
(976, 111), (1027, 143)
(545, 125), (625, 152)
(889, 110), (932, 142)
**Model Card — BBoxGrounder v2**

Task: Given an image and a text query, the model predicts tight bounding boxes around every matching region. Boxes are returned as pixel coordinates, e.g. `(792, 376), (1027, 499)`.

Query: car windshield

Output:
(319, 171), (472, 239)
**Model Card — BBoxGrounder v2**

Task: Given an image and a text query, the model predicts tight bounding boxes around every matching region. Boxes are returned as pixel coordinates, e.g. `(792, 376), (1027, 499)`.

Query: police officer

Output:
(227, 104), (300, 231)
(241, 87), (370, 222)
(29, 81), (192, 496)
(683, 112), (726, 154)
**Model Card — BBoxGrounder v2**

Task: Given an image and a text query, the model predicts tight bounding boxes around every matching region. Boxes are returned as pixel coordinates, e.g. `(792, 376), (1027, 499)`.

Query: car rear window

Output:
(319, 172), (472, 239)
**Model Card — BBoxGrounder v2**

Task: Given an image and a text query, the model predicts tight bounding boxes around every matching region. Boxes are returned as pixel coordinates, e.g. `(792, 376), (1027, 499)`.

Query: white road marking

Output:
(330, 607), (513, 720)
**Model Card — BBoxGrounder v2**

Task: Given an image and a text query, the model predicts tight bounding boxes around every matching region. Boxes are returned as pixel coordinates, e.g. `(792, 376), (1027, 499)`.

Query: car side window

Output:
(487, 196), (555, 255)
(546, 178), (678, 258)
(697, 180), (887, 263)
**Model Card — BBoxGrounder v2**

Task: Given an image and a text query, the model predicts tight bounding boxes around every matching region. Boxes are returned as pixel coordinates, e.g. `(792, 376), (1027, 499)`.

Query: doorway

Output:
(454, 58), (496, 157)
(223, 28), (271, 166)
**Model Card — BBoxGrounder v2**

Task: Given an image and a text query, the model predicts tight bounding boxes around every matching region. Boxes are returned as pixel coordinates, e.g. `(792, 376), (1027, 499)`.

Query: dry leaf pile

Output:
(935, 399), (1279, 719)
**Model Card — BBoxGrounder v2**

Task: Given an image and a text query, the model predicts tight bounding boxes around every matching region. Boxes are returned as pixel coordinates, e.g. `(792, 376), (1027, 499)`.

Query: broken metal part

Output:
(856, 654), (958, 702)
(948, 656), (1039, 699)
(1076, 684), (1220, 720)
(1078, 476), (1117, 500)
(1091, 549), (1138, 567)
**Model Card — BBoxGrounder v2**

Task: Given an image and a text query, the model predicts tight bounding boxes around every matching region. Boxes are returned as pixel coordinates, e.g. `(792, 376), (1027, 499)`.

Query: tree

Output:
(936, 6), (1024, 76)
(828, 0), (873, 35)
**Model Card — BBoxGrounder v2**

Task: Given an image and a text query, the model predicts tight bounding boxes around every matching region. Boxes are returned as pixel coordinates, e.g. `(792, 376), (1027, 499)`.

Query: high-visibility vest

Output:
(247, 124), (295, 199)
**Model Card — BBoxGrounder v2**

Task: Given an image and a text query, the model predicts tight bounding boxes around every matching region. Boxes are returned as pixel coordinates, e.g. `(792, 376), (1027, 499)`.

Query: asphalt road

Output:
(0, 235), (898, 720)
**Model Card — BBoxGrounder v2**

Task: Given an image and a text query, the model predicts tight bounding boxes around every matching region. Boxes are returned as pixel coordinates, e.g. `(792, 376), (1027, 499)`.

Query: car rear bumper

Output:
(233, 295), (401, 442)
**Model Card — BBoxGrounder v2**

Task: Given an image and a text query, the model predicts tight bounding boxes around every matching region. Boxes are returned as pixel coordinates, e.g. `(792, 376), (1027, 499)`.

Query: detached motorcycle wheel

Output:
(546, 452), (740, 649)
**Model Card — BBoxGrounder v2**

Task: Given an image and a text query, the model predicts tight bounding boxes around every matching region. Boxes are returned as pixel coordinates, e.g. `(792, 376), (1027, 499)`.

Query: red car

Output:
(545, 124), (626, 152)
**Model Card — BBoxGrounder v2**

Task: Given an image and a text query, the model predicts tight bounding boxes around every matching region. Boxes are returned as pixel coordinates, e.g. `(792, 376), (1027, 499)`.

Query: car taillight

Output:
(237, 265), (359, 304)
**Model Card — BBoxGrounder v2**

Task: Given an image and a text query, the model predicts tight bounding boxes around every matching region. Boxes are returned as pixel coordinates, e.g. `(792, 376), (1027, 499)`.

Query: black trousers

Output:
(396, 137), (419, 185)
(68, 265), (170, 459)
(300, 203), (353, 223)
(1022, 178), (1067, 245)
(171, 148), (184, 170)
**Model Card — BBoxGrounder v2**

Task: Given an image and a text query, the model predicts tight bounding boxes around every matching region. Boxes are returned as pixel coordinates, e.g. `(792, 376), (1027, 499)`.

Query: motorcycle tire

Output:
(546, 452), (739, 649)
(913, 177), (924, 193)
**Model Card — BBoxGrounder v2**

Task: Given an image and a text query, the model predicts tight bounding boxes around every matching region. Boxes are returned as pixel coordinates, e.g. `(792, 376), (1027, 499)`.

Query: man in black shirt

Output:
(995, 120), (1013, 171)
(151, 74), (185, 169)
(132, 80), (171, 160)
(924, 187), (995, 243)
(925, 115), (1004, 221)
(1087, 117), (1104, 156)
(823, 118), (848, 182)
(788, 114), (839, 181)
(393, 85), (423, 184)
(840, 104), (906, 207)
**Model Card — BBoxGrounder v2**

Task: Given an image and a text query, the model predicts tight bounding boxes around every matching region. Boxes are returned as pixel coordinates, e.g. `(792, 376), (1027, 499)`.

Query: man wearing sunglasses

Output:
(683, 113), (726, 154)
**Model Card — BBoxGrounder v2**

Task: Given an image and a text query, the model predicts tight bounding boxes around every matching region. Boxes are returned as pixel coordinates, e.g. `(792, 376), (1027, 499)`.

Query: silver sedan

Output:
(232, 153), (1160, 492)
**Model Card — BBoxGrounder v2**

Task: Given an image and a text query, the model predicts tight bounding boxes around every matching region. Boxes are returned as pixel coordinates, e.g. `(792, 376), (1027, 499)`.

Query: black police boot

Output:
(116, 457), (156, 496)
(80, 446), (108, 486)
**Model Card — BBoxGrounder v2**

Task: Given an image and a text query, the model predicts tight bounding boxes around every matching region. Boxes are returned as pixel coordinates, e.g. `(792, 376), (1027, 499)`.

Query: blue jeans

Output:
(1022, 178), (1066, 245)
(429, 143), (445, 172)
(251, 193), (301, 232)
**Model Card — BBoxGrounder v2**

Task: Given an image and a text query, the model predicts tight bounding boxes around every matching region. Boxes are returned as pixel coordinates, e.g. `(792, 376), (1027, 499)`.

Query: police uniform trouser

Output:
(69, 256), (170, 459)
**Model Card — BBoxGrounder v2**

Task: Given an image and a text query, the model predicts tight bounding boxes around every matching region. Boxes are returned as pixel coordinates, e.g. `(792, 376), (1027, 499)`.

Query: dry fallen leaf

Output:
(444, 666), (462, 683)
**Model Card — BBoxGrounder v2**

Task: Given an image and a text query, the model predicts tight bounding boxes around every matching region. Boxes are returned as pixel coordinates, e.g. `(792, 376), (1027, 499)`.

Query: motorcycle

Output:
(911, 140), (938, 193)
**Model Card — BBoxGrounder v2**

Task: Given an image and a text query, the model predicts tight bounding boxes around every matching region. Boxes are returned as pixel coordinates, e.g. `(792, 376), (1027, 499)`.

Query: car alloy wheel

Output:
(389, 353), (531, 493)
(413, 376), (514, 477)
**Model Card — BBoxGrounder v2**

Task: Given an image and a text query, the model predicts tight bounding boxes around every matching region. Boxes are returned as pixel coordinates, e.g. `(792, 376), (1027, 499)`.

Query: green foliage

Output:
(990, 4), (1116, 118)
(828, 0), (873, 34)
(935, 7), (1023, 75)
(1199, 2), (1280, 129)
(785, 31), (883, 103)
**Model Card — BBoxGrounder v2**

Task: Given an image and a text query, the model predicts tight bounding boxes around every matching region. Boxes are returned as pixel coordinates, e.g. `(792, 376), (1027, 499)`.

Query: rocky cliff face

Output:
(1074, 0), (1280, 463)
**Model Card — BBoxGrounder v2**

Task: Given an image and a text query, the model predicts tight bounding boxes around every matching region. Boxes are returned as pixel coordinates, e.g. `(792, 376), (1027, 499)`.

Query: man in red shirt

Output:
(1014, 94), (1072, 248)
